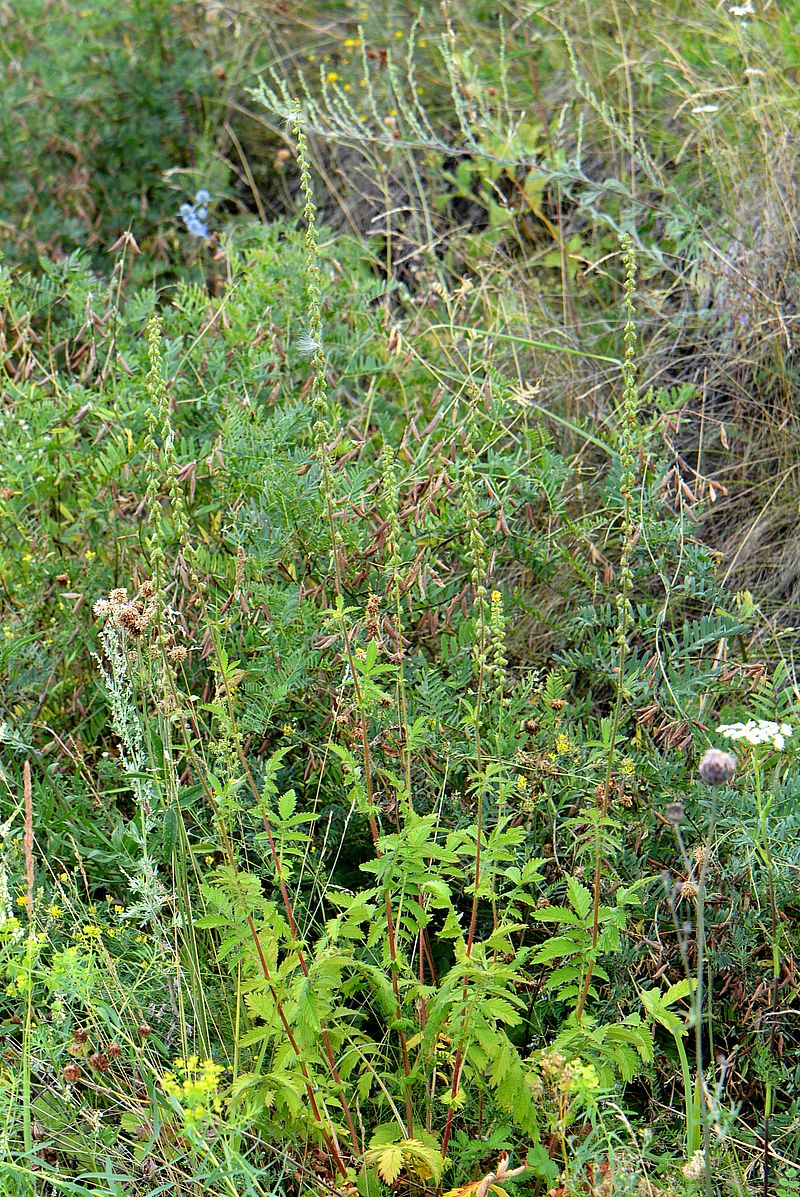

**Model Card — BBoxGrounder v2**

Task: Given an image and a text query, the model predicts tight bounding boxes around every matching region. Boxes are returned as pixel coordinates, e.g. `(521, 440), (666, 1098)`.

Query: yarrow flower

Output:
(179, 189), (212, 240)
(716, 719), (793, 751)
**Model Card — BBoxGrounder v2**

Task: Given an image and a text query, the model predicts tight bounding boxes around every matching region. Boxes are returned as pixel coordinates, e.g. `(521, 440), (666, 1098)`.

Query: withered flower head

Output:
(666, 801), (685, 825)
(698, 747), (736, 786)
(117, 604), (144, 637)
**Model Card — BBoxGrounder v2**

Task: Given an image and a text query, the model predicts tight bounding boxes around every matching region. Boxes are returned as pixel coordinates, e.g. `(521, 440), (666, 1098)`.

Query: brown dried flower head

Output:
(698, 748), (736, 786)
(62, 1063), (82, 1083)
(109, 588), (129, 606)
(117, 604), (145, 637)
(88, 1051), (109, 1072)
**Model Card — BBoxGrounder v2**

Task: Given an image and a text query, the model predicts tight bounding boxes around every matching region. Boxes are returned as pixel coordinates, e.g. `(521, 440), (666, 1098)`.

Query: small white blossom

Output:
(729, 0), (754, 15)
(692, 104), (719, 113)
(682, 1150), (706, 1181)
(716, 718), (793, 751)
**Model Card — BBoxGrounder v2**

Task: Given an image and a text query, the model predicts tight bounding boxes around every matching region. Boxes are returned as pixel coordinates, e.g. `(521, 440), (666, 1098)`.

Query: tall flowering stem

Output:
(290, 102), (411, 1146)
(576, 235), (639, 1022)
(441, 386), (490, 1160)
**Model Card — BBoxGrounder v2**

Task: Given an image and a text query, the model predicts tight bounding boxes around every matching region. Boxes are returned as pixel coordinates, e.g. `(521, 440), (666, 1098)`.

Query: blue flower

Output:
(179, 192), (211, 240)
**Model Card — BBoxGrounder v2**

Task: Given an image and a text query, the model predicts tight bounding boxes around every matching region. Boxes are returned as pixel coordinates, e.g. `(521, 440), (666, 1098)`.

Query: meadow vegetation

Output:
(1, 2), (799, 1195)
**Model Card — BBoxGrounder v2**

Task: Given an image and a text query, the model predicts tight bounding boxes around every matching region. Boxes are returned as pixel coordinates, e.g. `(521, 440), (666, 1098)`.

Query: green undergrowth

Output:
(0, 201), (798, 1196)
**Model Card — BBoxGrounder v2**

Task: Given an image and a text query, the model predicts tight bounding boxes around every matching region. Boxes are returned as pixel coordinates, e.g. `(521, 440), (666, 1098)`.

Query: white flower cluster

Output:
(716, 719), (793, 751)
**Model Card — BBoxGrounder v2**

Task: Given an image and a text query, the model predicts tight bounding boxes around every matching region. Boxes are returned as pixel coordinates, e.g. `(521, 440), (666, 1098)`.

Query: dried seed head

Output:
(118, 605), (144, 637)
(168, 644), (188, 663)
(88, 1051), (109, 1072)
(107, 1042), (122, 1059)
(698, 748), (736, 786)
(139, 580), (155, 599)
(692, 844), (709, 867)
(109, 588), (129, 606)
(72, 1027), (89, 1044)
(62, 1063), (82, 1083)
(137, 1022), (153, 1039)
(666, 801), (685, 825)
(679, 880), (697, 902)
(235, 545), (246, 589)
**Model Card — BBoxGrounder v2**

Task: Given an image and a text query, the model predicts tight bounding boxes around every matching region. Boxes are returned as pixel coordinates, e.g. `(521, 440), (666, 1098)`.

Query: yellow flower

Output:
(85, 548), (96, 559)
(326, 71), (339, 83)
(49, 904), (62, 918)
(555, 734), (571, 755)
(343, 37), (360, 47)
(15, 896), (28, 908)
(394, 29), (404, 38)
(113, 904), (124, 914)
